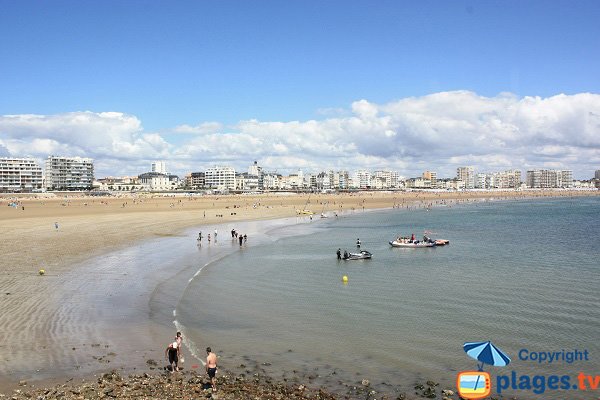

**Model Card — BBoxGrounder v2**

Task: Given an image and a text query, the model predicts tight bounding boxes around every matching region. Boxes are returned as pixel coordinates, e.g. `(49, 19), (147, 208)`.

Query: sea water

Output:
(175, 197), (600, 399)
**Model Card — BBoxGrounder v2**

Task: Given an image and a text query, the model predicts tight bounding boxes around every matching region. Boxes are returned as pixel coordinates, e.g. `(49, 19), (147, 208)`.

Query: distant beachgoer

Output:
(54, 222), (59, 230)
(243, 234), (247, 243)
(208, 233), (211, 243)
(198, 232), (202, 241)
(203, 211), (206, 218)
(206, 347), (218, 392)
(165, 340), (180, 373)
(336, 248), (342, 259)
(214, 229), (218, 240)
(239, 235), (243, 246)
(231, 229), (235, 238)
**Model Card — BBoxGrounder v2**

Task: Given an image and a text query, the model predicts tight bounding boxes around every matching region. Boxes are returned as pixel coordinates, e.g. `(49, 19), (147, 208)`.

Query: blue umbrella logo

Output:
(463, 341), (511, 392)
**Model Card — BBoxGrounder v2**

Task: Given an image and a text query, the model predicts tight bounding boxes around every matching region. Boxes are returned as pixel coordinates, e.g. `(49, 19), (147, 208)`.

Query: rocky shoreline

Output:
(2, 367), (467, 400)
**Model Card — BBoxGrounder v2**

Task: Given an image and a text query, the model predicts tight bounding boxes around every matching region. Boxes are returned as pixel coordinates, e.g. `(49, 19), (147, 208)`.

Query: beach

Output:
(1, 189), (598, 398)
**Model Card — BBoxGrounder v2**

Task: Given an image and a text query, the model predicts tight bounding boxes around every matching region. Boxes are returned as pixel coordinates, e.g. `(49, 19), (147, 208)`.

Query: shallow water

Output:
(176, 197), (600, 399)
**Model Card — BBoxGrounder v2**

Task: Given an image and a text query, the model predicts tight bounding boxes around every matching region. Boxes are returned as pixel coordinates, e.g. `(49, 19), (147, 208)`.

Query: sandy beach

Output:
(0, 189), (598, 397)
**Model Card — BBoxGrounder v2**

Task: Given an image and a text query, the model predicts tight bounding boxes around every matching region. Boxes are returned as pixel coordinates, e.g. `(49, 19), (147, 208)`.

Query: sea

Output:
(168, 197), (600, 399)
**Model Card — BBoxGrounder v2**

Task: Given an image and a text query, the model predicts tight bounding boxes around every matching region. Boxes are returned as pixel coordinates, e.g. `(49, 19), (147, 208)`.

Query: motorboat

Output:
(344, 250), (372, 260)
(389, 240), (435, 248)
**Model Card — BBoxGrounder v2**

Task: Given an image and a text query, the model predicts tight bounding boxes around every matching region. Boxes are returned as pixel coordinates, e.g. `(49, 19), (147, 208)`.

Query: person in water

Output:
(336, 248), (342, 259)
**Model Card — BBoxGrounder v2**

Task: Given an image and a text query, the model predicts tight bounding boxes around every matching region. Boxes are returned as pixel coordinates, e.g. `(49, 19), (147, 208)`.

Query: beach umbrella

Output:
(463, 341), (511, 370)
(463, 341), (511, 392)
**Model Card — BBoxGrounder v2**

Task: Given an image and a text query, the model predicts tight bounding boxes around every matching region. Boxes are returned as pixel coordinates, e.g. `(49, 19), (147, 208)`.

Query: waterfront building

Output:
(45, 156), (94, 191)
(526, 169), (573, 188)
(235, 172), (259, 191)
(186, 172), (205, 189)
(138, 172), (179, 191)
(0, 157), (43, 193)
(595, 170), (600, 180)
(422, 171), (438, 188)
(248, 161), (264, 189)
(262, 173), (282, 190)
(151, 161), (167, 174)
(205, 166), (236, 190)
(354, 170), (371, 189)
(457, 166), (475, 189)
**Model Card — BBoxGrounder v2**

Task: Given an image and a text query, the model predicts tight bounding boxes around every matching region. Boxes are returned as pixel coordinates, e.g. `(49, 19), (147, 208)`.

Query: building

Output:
(595, 170), (600, 180)
(354, 170), (371, 189)
(138, 172), (179, 191)
(0, 158), (44, 193)
(205, 166), (236, 190)
(187, 172), (205, 189)
(526, 169), (573, 188)
(235, 172), (259, 191)
(151, 161), (167, 174)
(422, 171), (438, 189)
(45, 156), (94, 191)
(457, 166), (475, 189)
(248, 161), (264, 189)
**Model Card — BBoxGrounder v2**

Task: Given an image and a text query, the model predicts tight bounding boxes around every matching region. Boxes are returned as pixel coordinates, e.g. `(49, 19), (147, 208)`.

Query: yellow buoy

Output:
(39, 269), (45, 276)
(342, 275), (348, 283)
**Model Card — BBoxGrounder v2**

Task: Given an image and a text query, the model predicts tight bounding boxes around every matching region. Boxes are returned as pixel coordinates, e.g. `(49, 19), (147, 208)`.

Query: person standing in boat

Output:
(356, 238), (361, 248)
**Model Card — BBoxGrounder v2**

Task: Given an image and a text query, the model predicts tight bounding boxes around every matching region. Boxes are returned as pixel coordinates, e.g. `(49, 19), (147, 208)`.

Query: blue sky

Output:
(1, 1), (600, 178)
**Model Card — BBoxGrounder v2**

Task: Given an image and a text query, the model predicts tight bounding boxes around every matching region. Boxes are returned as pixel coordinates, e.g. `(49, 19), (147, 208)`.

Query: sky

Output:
(1, 0), (599, 179)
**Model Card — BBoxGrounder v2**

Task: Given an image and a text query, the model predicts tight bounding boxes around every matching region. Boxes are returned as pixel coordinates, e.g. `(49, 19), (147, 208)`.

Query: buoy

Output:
(38, 269), (45, 276)
(342, 275), (348, 283)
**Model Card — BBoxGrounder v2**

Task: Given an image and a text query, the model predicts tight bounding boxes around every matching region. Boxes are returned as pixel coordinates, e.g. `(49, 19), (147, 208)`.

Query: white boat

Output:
(344, 250), (373, 260)
(389, 240), (435, 248)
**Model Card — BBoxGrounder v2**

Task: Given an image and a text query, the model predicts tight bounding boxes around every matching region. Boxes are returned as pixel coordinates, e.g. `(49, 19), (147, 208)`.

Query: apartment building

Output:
(45, 156), (94, 191)
(526, 169), (573, 188)
(205, 166), (236, 190)
(457, 166), (475, 189)
(0, 157), (43, 193)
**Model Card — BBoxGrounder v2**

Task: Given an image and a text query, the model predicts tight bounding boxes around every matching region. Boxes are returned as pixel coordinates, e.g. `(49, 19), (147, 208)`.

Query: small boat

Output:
(344, 250), (372, 260)
(435, 239), (450, 246)
(389, 240), (436, 248)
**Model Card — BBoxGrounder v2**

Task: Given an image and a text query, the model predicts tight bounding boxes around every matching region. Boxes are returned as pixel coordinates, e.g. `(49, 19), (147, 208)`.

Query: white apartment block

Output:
(526, 169), (573, 188)
(151, 161), (167, 174)
(45, 156), (94, 191)
(354, 170), (371, 189)
(205, 166), (236, 190)
(457, 166), (475, 189)
(0, 157), (43, 193)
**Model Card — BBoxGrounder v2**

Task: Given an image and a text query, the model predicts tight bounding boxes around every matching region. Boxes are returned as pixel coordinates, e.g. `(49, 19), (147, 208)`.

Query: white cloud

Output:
(1, 91), (599, 178)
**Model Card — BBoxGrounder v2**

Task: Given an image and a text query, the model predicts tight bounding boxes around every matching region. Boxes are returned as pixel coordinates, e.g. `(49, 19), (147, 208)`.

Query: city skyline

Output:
(1, 1), (599, 179)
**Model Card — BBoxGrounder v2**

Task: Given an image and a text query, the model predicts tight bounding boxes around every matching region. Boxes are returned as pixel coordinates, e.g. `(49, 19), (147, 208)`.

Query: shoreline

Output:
(1, 190), (597, 397)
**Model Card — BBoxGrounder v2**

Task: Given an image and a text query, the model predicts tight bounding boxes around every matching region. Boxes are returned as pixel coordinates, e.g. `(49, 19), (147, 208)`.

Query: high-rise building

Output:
(422, 171), (438, 188)
(0, 158), (43, 193)
(457, 166), (475, 189)
(45, 156), (94, 191)
(151, 161), (167, 174)
(205, 166), (236, 190)
(526, 169), (573, 188)
(595, 170), (600, 180)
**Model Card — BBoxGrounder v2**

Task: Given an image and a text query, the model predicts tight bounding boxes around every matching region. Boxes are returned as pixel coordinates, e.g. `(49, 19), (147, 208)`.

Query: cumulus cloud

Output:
(1, 91), (599, 178)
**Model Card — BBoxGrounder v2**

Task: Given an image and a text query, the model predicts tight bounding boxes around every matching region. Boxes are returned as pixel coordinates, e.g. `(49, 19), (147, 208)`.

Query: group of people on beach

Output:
(165, 332), (218, 392)
(197, 229), (248, 246)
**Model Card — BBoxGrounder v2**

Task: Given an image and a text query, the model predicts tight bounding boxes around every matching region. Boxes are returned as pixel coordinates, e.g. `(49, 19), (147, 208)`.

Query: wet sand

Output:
(0, 189), (597, 395)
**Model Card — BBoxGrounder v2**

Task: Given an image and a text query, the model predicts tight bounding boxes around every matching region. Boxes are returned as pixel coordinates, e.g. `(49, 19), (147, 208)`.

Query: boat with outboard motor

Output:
(389, 240), (435, 248)
(343, 250), (373, 260)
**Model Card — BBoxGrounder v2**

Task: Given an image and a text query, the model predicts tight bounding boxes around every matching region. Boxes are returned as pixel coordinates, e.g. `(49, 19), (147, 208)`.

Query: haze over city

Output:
(1, 1), (599, 179)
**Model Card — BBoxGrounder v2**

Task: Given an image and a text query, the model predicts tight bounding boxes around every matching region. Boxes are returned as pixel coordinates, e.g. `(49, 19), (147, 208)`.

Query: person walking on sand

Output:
(175, 331), (184, 363)
(165, 339), (180, 373)
(206, 347), (218, 392)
